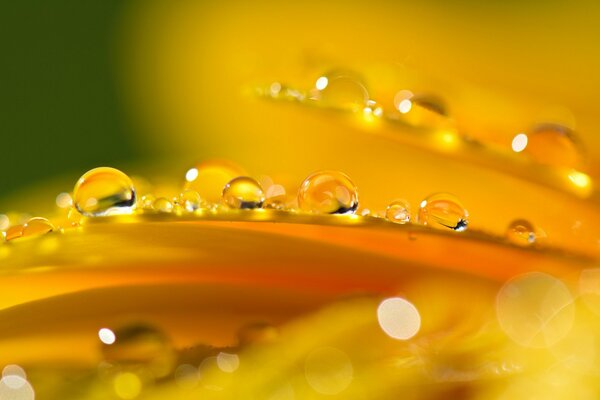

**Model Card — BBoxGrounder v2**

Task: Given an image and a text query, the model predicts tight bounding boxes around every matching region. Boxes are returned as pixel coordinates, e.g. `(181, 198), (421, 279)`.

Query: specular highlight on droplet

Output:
(73, 167), (136, 217)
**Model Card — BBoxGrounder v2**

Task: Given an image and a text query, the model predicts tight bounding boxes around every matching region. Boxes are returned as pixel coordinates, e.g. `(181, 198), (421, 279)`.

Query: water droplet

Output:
(264, 184), (287, 210)
(184, 160), (246, 204)
(73, 167), (136, 217)
(222, 177), (265, 209)
(139, 194), (156, 210)
(497, 272), (574, 348)
(311, 71), (369, 111)
(67, 207), (83, 226)
(524, 123), (585, 169)
(363, 99), (384, 117)
(393, 90), (450, 128)
(101, 323), (175, 378)
(178, 190), (203, 212)
(506, 219), (536, 246)
(417, 193), (468, 231)
(153, 197), (173, 213)
(385, 199), (411, 224)
(4, 225), (24, 241)
(22, 217), (54, 238)
(297, 171), (358, 214)
(305, 347), (353, 395)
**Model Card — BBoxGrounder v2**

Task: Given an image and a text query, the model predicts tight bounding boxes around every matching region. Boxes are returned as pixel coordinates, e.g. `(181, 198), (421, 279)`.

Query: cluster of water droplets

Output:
(257, 70), (592, 198)
(1, 161), (541, 248)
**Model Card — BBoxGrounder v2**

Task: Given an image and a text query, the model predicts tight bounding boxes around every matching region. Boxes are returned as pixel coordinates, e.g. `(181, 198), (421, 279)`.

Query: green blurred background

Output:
(0, 1), (137, 202)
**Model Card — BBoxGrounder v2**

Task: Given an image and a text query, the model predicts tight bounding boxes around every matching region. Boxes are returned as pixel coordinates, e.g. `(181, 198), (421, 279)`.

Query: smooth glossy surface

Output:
(222, 177), (265, 209)
(297, 171), (358, 215)
(73, 167), (136, 217)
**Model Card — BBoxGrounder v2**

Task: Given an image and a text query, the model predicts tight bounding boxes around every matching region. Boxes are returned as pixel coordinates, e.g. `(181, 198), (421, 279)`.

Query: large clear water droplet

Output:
(524, 123), (585, 169)
(73, 167), (136, 217)
(101, 323), (175, 378)
(222, 177), (265, 209)
(312, 71), (369, 112)
(417, 193), (468, 231)
(505, 219), (536, 246)
(385, 199), (411, 224)
(297, 171), (358, 215)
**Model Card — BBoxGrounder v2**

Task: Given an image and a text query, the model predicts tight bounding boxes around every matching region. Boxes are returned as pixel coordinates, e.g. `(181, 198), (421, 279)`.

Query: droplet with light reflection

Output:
(178, 190), (203, 212)
(264, 184), (287, 210)
(65, 207), (83, 227)
(73, 167), (136, 217)
(222, 177), (265, 209)
(297, 170), (358, 215)
(505, 219), (536, 246)
(4, 224), (24, 241)
(184, 160), (246, 204)
(101, 323), (175, 378)
(393, 90), (450, 128)
(385, 199), (411, 224)
(21, 217), (54, 238)
(417, 193), (468, 231)
(305, 347), (353, 395)
(363, 99), (384, 118)
(140, 194), (156, 210)
(496, 272), (575, 348)
(524, 123), (585, 168)
(377, 297), (421, 340)
(311, 71), (369, 112)
(153, 197), (174, 213)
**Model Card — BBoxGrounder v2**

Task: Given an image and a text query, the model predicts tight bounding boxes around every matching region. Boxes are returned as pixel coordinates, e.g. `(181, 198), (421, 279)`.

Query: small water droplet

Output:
(73, 167), (136, 217)
(153, 197), (173, 213)
(264, 184), (287, 210)
(385, 199), (411, 224)
(297, 171), (358, 215)
(4, 225), (24, 241)
(178, 190), (203, 212)
(184, 160), (246, 204)
(101, 323), (175, 378)
(222, 177), (265, 209)
(524, 123), (585, 169)
(311, 71), (369, 112)
(21, 217), (54, 238)
(139, 194), (156, 210)
(363, 100), (384, 118)
(506, 219), (536, 246)
(393, 91), (450, 128)
(417, 193), (468, 231)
